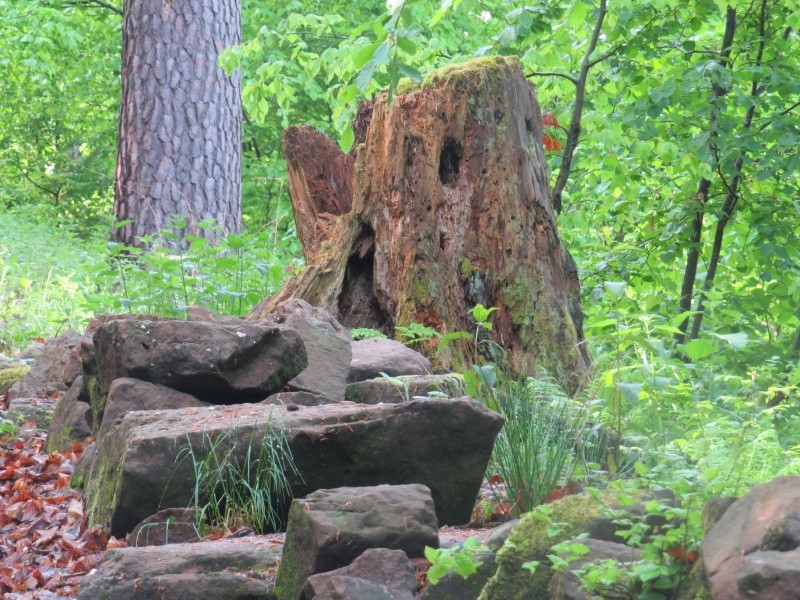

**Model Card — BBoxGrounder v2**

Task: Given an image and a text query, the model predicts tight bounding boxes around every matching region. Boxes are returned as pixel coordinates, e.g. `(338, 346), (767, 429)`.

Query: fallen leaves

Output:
(0, 429), (121, 597)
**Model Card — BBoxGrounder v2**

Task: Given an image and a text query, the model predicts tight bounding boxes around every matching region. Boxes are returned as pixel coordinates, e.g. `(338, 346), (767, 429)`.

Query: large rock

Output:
(348, 338), (431, 382)
(272, 299), (352, 402)
(93, 318), (307, 402)
(302, 548), (417, 600)
(737, 548), (800, 599)
(80, 398), (502, 537)
(76, 536), (281, 600)
(47, 377), (92, 451)
(9, 330), (82, 399)
(345, 374), (462, 404)
(275, 485), (436, 600)
(98, 377), (208, 438)
(702, 476), (800, 599)
(127, 507), (200, 547)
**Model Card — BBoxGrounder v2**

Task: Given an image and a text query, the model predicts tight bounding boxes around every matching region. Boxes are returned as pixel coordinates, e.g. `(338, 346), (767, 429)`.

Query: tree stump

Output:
(250, 56), (590, 391)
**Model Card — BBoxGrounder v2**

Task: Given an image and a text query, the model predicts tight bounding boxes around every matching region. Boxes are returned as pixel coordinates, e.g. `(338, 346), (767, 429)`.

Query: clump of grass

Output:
(180, 414), (300, 534)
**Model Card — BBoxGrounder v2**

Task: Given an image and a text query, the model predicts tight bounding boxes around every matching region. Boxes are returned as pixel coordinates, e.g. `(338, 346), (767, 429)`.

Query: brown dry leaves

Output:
(0, 424), (123, 598)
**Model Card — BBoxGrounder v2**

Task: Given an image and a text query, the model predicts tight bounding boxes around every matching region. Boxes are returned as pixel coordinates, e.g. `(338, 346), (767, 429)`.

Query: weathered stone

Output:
(548, 538), (642, 599)
(76, 536), (281, 600)
(737, 548), (800, 599)
(9, 330), (82, 399)
(127, 507), (200, 547)
(702, 496), (738, 532)
(314, 576), (412, 600)
(98, 377), (207, 438)
(348, 338), (431, 383)
(702, 476), (800, 599)
(93, 318), (307, 402)
(345, 374), (462, 404)
(760, 510), (800, 551)
(0, 362), (29, 395)
(302, 548), (417, 600)
(262, 391), (340, 407)
(81, 398), (501, 538)
(47, 377), (92, 452)
(275, 484), (437, 600)
(187, 304), (275, 326)
(7, 397), (58, 428)
(272, 299), (352, 401)
(419, 520), (518, 600)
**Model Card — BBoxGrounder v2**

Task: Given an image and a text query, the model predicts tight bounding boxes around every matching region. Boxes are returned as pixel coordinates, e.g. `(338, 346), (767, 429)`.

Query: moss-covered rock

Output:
(0, 364), (29, 395)
(478, 495), (602, 600)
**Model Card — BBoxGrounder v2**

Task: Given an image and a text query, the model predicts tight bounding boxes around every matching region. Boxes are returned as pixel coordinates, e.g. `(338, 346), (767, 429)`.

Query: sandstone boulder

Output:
(345, 374), (462, 404)
(272, 299), (352, 401)
(77, 536), (280, 600)
(302, 548), (417, 600)
(702, 476), (800, 599)
(80, 398), (502, 537)
(98, 377), (208, 438)
(9, 330), (82, 399)
(348, 338), (430, 382)
(47, 377), (92, 451)
(275, 485), (436, 600)
(93, 318), (307, 402)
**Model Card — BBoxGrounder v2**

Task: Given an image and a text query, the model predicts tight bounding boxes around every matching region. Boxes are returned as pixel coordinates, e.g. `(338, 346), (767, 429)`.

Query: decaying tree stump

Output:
(250, 56), (590, 391)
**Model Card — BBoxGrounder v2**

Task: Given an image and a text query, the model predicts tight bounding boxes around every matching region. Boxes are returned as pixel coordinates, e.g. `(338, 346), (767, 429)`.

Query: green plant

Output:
(0, 418), (16, 438)
(179, 415), (299, 534)
(394, 322), (441, 346)
(424, 537), (489, 585)
(378, 372), (413, 402)
(349, 327), (387, 340)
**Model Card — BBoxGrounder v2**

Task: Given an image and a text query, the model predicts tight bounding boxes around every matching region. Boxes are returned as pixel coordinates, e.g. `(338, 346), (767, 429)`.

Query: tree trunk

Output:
(250, 57), (590, 392)
(114, 0), (242, 248)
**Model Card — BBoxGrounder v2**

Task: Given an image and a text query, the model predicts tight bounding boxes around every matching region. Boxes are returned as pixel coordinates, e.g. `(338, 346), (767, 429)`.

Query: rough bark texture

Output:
(283, 126), (353, 261)
(250, 56), (589, 391)
(114, 0), (242, 248)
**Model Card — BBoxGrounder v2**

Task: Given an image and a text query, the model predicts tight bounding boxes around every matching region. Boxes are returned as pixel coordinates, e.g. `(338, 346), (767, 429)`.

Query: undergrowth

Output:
(0, 207), (302, 352)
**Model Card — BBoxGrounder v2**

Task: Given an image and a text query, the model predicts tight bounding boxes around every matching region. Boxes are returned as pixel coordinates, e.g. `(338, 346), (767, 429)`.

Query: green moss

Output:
(478, 494), (601, 600)
(0, 365), (29, 394)
(47, 425), (73, 454)
(459, 257), (477, 281)
(87, 375), (104, 433)
(398, 55), (519, 95)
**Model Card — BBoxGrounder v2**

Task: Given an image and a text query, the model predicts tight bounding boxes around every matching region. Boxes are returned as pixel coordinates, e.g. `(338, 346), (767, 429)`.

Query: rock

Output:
(98, 377), (208, 438)
(345, 374), (462, 404)
(348, 338), (430, 383)
(7, 397), (58, 428)
(76, 536), (280, 600)
(477, 489), (676, 600)
(548, 538), (642, 599)
(0, 362), (29, 395)
(760, 510), (800, 551)
(737, 548), (800, 599)
(263, 391), (340, 407)
(187, 304), (275, 326)
(702, 496), (738, 532)
(302, 548), (417, 600)
(313, 577), (411, 600)
(9, 331), (82, 399)
(419, 520), (518, 600)
(47, 377), (92, 452)
(272, 299), (352, 402)
(81, 398), (501, 538)
(93, 318), (307, 402)
(702, 476), (800, 599)
(274, 484), (437, 600)
(127, 507), (200, 547)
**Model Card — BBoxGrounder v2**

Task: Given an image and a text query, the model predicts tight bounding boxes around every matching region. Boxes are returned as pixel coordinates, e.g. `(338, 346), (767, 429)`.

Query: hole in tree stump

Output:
(337, 226), (391, 332)
(438, 138), (463, 186)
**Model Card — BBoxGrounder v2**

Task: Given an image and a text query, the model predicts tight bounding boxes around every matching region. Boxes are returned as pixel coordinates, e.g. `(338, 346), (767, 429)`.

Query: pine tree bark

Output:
(250, 57), (590, 392)
(114, 0), (242, 248)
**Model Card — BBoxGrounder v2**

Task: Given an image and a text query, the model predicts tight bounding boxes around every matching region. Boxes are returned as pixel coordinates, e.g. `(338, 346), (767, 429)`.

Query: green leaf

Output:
(683, 338), (715, 360)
